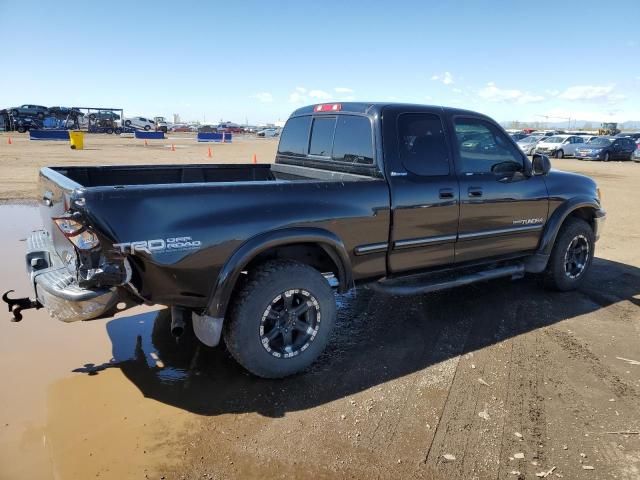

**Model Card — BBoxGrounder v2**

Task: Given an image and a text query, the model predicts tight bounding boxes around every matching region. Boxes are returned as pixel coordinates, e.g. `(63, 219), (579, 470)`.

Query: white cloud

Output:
(431, 71), (454, 85)
(478, 82), (544, 104)
(309, 90), (331, 100)
(334, 87), (353, 93)
(557, 84), (624, 103)
(289, 91), (307, 104)
(295, 87), (307, 93)
(252, 92), (273, 103)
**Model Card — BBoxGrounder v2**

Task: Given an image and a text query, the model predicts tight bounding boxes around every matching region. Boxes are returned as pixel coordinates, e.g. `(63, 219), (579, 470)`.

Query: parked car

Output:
(48, 107), (84, 119)
(9, 104), (48, 119)
(4, 102), (606, 379)
(257, 128), (280, 137)
(578, 135), (599, 144)
(14, 117), (42, 133)
(575, 136), (637, 161)
(88, 111), (121, 121)
(516, 135), (544, 155)
(633, 145), (640, 162)
(198, 125), (219, 133)
(535, 135), (585, 158)
(171, 124), (191, 132)
(615, 132), (640, 141)
(218, 122), (244, 133)
(509, 133), (529, 141)
(124, 116), (155, 131)
(153, 117), (168, 133)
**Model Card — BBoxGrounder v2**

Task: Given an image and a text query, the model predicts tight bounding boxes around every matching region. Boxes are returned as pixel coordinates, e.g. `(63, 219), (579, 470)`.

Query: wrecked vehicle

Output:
(4, 103), (605, 378)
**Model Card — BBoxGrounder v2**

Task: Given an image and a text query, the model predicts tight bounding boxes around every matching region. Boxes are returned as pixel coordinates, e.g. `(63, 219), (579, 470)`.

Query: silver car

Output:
(516, 135), (544, 155)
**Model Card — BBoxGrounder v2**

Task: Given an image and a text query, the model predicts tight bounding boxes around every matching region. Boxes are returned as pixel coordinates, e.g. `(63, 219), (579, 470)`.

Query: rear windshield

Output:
(278, 114), (374, 165)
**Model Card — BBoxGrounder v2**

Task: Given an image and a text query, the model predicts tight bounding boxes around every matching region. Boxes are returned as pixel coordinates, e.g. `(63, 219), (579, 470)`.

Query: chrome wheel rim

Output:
(564, 234), (589, 279)
(260, 289), (321, 359)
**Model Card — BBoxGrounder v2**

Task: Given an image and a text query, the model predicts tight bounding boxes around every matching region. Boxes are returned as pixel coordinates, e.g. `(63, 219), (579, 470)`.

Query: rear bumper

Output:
(26, 230), (120, 322)
(594, 209), (606, 241)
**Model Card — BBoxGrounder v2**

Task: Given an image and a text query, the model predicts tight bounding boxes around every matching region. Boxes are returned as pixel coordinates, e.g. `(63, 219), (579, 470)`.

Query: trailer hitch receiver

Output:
(2, 290), (42, 322)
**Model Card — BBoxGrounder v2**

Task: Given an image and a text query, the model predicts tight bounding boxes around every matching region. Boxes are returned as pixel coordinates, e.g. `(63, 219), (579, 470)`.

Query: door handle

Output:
(439, 188), (454, 199)
(468, 187), (483, 197)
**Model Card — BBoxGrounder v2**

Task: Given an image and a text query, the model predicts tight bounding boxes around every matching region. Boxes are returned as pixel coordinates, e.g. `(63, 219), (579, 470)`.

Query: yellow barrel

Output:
(69, 130), (84, 150)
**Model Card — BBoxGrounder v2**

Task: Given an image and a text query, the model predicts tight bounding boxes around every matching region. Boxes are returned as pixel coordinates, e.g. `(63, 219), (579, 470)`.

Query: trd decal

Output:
(113, 236), (202, 254)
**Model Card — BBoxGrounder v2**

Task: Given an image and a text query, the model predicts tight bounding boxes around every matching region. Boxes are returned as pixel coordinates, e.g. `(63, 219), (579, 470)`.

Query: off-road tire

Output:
(224, 260), (336, 378)
(544, 218), (594, 291)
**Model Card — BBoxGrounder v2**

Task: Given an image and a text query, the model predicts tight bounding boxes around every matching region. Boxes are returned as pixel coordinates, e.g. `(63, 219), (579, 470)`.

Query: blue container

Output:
(134, 130), (165, 140)
(197, 132), (232, 143)
(29, 130), (70, 141)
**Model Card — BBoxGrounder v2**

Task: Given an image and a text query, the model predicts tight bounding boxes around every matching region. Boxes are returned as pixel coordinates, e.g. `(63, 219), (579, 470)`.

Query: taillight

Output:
(314, 104), (342, 112)
(53, 217), (100, 250)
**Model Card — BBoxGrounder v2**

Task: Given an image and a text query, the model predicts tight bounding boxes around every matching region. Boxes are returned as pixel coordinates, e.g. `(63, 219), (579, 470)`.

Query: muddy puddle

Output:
(0, 204), (365, 479)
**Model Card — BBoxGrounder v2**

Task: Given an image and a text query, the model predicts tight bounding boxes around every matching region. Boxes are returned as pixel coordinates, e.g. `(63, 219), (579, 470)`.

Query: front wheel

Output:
(224, 260), (337, 378)
(543, 218), (595, 291)
(144, 125), (150, 131)
(555, 149), (564, 159)
(603, 152), (610, 162)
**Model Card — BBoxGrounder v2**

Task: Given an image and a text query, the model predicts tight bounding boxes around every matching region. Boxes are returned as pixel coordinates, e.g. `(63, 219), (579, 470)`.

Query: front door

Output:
(384, 108), (460, 273)
(451, 116), (549, 263)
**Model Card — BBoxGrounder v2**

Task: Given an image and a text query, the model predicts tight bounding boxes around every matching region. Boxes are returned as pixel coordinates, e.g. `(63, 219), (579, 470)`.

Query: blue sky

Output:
(1, 0), (639, 125)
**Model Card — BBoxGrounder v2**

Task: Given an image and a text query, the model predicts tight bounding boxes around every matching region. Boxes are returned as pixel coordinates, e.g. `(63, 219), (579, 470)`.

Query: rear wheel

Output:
(144, 125), (150, 131)
(224, 260), (336, 378)
(543, 218), (594, 291)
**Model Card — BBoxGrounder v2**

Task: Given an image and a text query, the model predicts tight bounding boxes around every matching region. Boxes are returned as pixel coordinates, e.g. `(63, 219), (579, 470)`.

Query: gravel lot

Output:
(0, 132), (638, 479)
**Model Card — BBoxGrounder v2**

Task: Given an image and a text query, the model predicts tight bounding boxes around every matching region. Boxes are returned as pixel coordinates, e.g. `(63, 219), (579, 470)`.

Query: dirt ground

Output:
(0, 132), (279, 202)
(0, 132), (638, 480)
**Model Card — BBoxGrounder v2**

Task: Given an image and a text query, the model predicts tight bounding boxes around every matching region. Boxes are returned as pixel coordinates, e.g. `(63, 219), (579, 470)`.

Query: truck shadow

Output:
(74, 257), (640, 417)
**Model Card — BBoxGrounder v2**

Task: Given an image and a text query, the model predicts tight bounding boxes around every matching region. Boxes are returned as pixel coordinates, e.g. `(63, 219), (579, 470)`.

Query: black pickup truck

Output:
(4, 102), (606, 378)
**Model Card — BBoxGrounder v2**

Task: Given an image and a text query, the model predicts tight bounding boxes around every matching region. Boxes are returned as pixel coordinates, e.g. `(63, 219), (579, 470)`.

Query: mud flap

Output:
(192, 312), (223, 347)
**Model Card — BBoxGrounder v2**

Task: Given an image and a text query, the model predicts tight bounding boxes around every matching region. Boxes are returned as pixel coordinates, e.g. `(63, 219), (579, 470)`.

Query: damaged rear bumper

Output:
(5, 230), (121, 322)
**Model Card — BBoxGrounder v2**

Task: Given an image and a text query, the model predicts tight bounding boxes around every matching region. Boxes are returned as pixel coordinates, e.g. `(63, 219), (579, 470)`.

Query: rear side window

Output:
(278, 116), (312, 156)
(332, 116), (374, 164)
(398, 113), (450, 176)
(309, 117), (336, 156)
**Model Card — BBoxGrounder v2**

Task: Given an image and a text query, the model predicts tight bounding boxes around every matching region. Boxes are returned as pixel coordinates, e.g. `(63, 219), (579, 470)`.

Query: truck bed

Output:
(51, 163), (376, 188)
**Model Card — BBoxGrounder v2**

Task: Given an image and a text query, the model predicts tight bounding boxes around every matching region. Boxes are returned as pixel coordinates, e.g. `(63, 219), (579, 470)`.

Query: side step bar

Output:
(371, 264), (525, 296)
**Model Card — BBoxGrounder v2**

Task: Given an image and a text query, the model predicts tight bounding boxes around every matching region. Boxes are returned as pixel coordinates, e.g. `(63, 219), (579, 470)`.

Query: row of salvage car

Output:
(515, 133), (640, 162)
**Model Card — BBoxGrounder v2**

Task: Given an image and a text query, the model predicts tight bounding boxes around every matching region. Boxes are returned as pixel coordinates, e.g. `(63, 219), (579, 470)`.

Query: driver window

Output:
(454, 118), (524, 174)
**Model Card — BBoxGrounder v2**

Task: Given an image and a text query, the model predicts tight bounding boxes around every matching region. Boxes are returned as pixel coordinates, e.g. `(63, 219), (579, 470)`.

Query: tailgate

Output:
(38, 167), (85, 271)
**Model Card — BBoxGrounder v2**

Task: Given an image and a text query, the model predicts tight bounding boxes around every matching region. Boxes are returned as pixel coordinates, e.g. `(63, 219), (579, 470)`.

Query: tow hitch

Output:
(2, 290), (42, 322)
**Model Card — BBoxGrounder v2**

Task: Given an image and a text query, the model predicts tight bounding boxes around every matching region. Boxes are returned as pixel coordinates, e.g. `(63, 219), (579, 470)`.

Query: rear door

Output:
(450, 115), (549, 263)
(383, 106), (460, 273)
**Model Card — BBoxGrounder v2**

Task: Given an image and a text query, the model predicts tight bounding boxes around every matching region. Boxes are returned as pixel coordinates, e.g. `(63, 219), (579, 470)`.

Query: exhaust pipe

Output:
(170, 306), (188, 338)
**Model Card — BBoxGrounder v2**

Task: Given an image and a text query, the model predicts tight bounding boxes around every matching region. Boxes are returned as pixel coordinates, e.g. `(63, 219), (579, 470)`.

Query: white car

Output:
(579, 135), (599, 144)
(256, 128), (279, 137)
(124, 116), (156, 131)
(534, 135), (585, 158)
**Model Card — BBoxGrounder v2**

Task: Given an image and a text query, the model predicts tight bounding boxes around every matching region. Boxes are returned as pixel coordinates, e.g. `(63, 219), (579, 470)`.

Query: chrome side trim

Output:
(354, 242), (388, 256)
(394, 234), (457, 250)
(458, 224), (543, 241)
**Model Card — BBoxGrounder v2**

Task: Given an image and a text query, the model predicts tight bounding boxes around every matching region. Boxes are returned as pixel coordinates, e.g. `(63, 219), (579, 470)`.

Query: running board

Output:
(371, 264), (525, 296)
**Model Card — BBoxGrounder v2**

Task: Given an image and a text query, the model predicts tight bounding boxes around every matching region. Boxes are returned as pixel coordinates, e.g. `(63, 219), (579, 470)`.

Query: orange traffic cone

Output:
(7, 136), (12, 145)
(144, 139), (148, 147)
(207, 147), (212, 158)
(252, 153), (257, 164)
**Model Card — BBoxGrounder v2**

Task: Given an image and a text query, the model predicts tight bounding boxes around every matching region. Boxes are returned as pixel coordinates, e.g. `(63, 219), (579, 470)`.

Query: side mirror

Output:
(532, 153), (551, 176)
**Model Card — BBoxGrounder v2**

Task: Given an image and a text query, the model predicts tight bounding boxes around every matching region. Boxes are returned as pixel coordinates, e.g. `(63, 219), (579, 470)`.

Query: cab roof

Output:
(289, 102), (490, 120)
